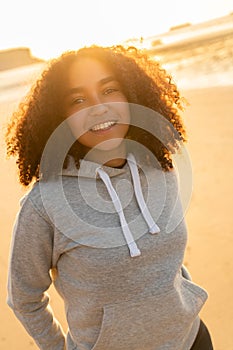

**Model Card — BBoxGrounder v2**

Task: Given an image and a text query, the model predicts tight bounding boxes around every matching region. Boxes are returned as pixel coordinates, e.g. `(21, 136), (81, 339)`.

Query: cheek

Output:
(66, 113), (87, 139)
(117, 104), (131, 125)
(77, 132), (93, 147)
(120, 123), (130, 137)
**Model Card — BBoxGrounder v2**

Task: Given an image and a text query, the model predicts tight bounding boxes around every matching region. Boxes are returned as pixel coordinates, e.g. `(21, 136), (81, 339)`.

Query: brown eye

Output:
(72, 97), (85, 105)
(104, 88), (118, 95)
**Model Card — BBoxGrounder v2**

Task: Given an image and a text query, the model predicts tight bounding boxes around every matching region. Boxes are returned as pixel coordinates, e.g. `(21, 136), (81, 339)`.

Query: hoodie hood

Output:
(60, 155), (127, 179)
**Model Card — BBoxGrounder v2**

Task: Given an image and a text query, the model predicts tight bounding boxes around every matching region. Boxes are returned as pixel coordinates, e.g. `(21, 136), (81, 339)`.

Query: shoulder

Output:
(142, 161), (179, 187)
(19, 181), (52, 224)
(164, 167), (179, 186)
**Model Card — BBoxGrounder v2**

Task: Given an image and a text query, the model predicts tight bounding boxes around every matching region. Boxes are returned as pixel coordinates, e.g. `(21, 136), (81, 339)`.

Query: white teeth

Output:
(91, 121), (116, 131)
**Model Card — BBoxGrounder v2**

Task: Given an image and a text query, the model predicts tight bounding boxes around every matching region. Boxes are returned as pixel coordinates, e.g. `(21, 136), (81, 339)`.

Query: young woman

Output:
(6, 45), (213, 349)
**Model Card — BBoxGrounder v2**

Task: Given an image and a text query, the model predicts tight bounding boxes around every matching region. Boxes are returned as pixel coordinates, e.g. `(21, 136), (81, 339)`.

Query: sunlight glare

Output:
(0, 0), (232, 60)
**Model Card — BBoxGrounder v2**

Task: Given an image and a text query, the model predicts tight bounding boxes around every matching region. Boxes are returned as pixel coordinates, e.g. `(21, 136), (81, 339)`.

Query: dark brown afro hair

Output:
(5, 45), (187, 186)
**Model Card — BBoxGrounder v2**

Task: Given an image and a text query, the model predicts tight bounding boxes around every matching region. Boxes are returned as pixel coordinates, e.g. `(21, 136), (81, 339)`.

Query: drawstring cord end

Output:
(128, 241), (141, 257)
(149, 223), (160, 234)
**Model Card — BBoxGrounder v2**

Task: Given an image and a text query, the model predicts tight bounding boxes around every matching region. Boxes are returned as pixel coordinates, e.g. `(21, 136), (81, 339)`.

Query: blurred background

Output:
(0, 1), (233, 349)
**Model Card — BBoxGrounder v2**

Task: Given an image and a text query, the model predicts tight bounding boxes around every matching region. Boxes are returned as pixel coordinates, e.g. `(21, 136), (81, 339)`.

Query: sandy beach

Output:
(0, 77), (233, 349)
(183, 86), (233, 350)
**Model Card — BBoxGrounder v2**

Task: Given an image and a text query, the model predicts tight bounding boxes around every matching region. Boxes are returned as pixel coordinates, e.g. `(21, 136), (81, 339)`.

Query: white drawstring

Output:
(96, 168), (141, 257)
(127, 154), (160, 234)
(96, 155), (160, 257)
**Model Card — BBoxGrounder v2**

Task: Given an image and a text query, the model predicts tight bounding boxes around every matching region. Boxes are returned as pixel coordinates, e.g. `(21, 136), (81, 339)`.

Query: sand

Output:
(0, 85), (232, 350)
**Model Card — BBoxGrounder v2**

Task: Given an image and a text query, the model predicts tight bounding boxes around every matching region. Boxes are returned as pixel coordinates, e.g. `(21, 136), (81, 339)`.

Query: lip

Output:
(88, 119), (118, 132)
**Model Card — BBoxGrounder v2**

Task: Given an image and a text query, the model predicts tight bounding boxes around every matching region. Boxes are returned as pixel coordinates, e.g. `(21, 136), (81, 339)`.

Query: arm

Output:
(7, 196), (65, 350)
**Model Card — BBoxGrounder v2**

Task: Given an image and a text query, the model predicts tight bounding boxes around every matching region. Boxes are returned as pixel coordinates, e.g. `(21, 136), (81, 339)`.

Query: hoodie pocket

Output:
(91, 278), (207, 350)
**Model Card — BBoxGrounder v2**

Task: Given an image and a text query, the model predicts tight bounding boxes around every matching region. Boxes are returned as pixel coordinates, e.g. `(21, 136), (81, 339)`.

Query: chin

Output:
(94, 138), (125, 152)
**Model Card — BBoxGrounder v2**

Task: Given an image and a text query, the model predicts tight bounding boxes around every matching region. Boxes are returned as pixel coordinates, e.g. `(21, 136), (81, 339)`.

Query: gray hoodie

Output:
(7, 154), (208, 350)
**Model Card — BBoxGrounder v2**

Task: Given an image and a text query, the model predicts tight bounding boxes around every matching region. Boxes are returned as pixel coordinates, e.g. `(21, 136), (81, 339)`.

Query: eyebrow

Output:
(65, 76), (117, 96)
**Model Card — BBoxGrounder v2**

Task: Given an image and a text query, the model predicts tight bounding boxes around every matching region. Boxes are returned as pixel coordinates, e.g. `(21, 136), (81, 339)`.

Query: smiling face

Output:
(64, 57), (130, 163)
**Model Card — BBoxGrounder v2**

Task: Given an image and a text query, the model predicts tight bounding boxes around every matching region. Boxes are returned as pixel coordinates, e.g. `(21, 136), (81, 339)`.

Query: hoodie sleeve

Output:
(7, 196), (66, 350)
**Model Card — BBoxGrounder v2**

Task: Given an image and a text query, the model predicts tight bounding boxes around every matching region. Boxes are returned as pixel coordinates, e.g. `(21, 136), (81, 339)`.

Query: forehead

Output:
(67, 57), (114, 87)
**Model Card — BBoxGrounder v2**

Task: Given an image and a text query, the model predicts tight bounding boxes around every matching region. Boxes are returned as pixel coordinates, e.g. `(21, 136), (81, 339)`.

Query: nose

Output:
(89, 102), (108, 117)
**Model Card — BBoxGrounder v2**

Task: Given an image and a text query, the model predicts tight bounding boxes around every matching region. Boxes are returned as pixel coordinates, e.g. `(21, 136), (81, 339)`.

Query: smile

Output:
(90, 121), (116, 132)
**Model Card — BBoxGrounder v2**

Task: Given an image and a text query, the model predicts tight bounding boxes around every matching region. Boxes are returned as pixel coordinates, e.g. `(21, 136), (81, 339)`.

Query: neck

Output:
(81, 142), (127, 168)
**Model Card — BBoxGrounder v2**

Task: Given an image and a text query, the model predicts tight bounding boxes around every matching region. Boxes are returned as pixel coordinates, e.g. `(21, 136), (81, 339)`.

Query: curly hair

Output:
(5, 45), (187, 186)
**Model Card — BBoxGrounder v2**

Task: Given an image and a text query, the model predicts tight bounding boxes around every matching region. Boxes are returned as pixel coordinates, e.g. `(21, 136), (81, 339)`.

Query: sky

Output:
(0, 0), (233, 60)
